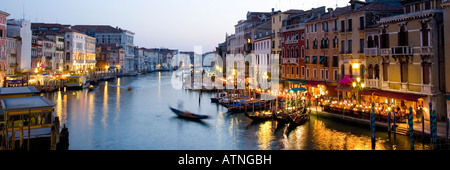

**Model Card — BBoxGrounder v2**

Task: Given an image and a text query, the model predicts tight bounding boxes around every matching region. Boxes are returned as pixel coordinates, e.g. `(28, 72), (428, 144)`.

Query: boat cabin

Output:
(66, 75), (87, 89)
(1, 96), (55, 135)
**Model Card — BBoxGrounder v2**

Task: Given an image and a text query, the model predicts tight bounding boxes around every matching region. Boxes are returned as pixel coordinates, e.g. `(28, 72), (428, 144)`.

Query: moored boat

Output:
(245, 110), (273, 121)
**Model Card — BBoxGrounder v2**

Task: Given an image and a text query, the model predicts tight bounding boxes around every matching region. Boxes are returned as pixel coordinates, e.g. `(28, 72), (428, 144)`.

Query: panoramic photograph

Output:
(0, 0), (450, 165)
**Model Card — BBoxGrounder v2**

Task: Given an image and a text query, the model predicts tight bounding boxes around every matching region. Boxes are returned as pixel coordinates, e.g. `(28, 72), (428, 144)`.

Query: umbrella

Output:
(288, 87), (306, 93)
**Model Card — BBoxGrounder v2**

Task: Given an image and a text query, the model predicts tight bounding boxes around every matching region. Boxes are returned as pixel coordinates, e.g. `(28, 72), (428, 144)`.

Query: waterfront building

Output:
(253, 19), (272, 69)
(31, 23), (96, 72)
(443, 0), (450, 119)
(0, 10), (10, 85)
(71, 25), (135, 73)
(96, 43), (125, 72)
(31, 36), (43, 72)
(4, 37), (16, 75)
(5, 19), (32, 75)
(271, 10), (303, 59)
(303, 7), (339, 96)
(64, 31), (96, 72)
(376, 0), (446, 120)
(42, 33), (65, 72)
(41, 38), (56, 71)
(233, 20), (245, 55)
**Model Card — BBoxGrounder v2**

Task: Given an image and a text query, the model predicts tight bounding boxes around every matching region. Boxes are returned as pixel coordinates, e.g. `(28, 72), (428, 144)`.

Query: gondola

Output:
(245, 110), (273, 121)
(169, 106), (209, 120)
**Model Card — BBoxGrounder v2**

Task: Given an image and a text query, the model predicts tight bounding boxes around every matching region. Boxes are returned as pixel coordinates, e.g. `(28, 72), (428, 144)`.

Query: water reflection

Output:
(256, 121), (275, 150)
(41, 72), (430, 150)
(310, 120), (387, 150)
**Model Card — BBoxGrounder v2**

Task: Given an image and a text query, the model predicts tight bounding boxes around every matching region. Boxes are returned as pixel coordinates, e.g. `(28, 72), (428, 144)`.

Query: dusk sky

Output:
(2, 0), (349, 52)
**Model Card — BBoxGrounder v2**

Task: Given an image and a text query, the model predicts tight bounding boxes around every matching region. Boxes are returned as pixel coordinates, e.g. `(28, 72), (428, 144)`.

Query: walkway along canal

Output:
(42, 71), (440, 150)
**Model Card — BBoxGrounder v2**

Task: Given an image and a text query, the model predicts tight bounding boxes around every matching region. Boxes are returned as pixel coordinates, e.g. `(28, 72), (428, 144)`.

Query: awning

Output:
(360, 89), (426, 101)
(304, 56), (309, 62)
(305, 81), (324, 87)
(286, 79), (308, 85)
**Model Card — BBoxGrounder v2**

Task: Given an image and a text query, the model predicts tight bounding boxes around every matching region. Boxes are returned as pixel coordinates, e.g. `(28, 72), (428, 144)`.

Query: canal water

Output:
(43, 71), (431, 150)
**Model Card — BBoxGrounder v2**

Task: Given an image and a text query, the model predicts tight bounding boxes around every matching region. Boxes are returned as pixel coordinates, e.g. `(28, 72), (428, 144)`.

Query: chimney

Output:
(318, 12), (321, 20)
(271, 8), (274, 15)
(327, 8), (334, 17)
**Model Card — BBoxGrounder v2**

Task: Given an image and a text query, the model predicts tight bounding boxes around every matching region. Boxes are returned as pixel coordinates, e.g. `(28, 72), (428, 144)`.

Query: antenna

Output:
(22, 0), (25, 20)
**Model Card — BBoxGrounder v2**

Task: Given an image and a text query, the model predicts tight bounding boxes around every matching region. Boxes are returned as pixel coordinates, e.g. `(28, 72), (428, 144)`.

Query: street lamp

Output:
(352, 76), (365, 104)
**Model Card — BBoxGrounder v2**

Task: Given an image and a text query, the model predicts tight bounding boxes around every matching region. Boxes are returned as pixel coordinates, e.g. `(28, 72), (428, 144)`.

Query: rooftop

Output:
(0, 86), (39, 97)
(1, 96), (55, 110)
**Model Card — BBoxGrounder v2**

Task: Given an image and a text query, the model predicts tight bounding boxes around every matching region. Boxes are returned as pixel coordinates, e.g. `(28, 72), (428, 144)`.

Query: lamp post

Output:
(352, 77), (365, 104)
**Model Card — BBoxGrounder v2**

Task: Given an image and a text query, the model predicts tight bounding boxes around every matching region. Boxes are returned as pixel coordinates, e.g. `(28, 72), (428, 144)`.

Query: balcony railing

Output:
(412, 46), (433, 55)
(364, 78), (380, 88)
(285, 39), (299, 44)
(391, 46), (411, 55)
(364, 47), (379, 56)
(281, 23), (305, 32)
(282, 58), (299, 64)
(380, 48), (391, 55)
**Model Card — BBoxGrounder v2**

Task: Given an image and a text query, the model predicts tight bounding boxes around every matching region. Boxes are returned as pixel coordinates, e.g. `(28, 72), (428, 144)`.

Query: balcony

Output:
(381, 81), (434, 95)
(364, 78), (380, 88)
(380, 48), (391, 56)
(282, 58), (299, 64)
(391, 46), (411, 55)
(281, 23), (305, 32)
(364, 48), (379, 56)
(412, 46), (433, 55)
(285, 39), (299, 44)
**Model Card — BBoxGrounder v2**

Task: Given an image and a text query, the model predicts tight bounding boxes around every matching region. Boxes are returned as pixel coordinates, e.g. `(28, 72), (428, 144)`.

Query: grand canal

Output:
(43, 71), (430, 150)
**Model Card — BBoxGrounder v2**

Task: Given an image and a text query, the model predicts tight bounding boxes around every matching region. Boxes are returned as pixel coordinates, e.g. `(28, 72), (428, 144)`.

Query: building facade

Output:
(377, 0), (446, 120)
(6, 19), (32, 74)
(0, 10), (10, 84)
(71, 25), (135, 73)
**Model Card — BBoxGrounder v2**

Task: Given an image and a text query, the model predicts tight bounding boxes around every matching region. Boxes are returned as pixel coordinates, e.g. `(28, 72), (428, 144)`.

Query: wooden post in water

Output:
(27, 109), (31, 150)
(11, 127), (15, 150)
(50, 125), (56, 150)
(19, 123), (23, 150)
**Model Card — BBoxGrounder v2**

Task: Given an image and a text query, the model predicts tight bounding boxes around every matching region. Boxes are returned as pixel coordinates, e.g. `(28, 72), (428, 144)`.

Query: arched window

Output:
(421, 23), (429, 46)
(333, 36), (338, 48)
(367, 36), (373, 48)
(291, 48), (294, 58)
(341, 64), (345, 79)
(398, 25), (408, 46)
(301, 46), (305, 58)
(374, 35), (379, 47)
(368, 64), (374, 79)
(381, 28), (389, 48)
(296, 47), (299, 58)
(374, 64), (380, 79)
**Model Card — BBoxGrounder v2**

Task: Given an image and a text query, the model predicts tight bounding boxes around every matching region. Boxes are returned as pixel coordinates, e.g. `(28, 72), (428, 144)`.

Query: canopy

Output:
(338, 74), (355, 85)
(360, 89), (426, 102)
(288, 87), (306, 93)
(305, 81), (323, 87)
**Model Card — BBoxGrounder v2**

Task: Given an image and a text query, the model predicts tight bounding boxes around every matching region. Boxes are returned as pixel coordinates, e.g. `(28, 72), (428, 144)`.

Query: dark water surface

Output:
(43, 71), (430, 150)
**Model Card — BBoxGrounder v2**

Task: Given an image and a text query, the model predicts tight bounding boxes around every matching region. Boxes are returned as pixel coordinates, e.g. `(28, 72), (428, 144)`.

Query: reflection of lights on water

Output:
(228, 117), (239, 148)
(256, 121), (275, 150)
(103, 81), (109, 129)
(311, 120), (387, 150)
(286, 125), (307, 150)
